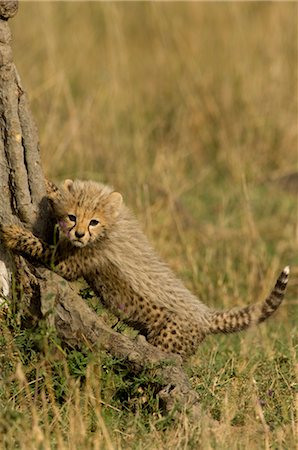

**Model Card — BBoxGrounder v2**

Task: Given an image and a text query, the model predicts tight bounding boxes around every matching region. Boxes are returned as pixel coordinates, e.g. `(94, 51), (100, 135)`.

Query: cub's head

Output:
(48, 179), (123, 248)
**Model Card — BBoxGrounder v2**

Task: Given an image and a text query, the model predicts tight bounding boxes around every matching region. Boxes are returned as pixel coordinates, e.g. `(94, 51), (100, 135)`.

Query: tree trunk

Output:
(0, 1), (200, 414)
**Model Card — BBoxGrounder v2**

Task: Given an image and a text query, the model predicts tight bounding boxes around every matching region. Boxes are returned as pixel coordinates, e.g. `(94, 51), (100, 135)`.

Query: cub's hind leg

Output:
(148, 317), (206, 359)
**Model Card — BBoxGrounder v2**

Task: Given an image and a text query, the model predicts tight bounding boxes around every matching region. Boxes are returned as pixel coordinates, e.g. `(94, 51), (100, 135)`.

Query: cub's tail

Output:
(208, 266), (289, 335)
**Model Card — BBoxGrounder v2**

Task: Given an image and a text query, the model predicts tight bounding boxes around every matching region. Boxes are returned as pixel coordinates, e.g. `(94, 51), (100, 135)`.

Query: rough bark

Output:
(0, 1), (201, 414)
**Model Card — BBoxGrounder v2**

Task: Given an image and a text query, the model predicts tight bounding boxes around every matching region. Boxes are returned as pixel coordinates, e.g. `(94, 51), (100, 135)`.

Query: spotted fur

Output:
(0, 179), (289, 359)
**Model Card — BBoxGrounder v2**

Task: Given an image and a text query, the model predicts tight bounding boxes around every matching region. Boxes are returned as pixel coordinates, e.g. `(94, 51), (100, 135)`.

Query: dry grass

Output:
(0, 2), (297, 449)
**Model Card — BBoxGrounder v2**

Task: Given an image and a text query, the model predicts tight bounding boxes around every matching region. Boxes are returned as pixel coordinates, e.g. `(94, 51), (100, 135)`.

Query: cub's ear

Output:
(63, 179), (74, 192)
(107, 192), (123, 218)
(46, 179), (60, 204)
(47, 191), (59, 207)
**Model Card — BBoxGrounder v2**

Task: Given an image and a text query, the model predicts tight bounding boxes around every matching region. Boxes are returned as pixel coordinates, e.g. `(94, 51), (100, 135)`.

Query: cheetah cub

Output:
(1, 179), (289, 359)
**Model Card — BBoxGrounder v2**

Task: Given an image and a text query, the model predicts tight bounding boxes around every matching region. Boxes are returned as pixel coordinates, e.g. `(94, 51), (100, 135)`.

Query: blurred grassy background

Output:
(1, 2), (296, 449)
(12, 1), (297, 285)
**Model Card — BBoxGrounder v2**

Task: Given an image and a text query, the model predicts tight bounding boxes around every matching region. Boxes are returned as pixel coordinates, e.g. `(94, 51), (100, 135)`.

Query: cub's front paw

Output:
(0, 224), (30, 251)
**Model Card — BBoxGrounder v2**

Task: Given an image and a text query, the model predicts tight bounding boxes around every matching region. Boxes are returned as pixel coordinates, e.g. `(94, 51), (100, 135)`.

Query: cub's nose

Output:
(75, 230), (85, 238)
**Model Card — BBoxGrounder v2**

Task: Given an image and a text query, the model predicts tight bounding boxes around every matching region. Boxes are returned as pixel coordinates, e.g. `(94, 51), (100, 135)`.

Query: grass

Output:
(0, 2), (297, 449)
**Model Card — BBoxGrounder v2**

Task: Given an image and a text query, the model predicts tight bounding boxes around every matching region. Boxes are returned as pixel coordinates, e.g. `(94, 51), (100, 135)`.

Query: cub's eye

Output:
(68, 214), (76, 222)
(89, 219), (100, 227)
